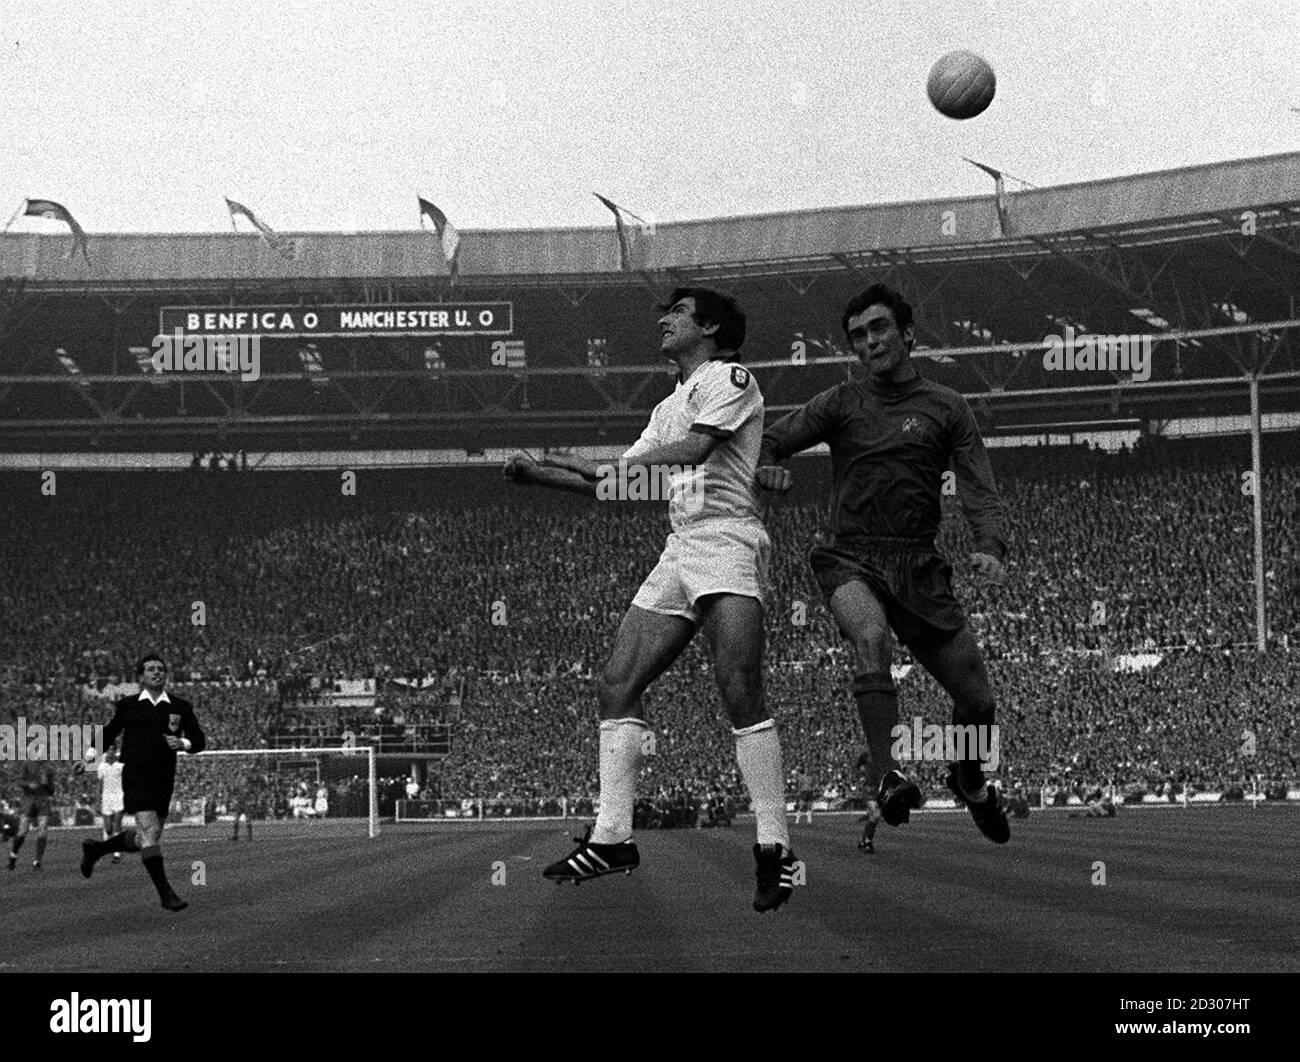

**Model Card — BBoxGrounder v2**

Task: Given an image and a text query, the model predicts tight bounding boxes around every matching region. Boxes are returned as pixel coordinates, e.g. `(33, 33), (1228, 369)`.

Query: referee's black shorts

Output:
(810, 537), (968, 654)
(122, 765), (175, 816)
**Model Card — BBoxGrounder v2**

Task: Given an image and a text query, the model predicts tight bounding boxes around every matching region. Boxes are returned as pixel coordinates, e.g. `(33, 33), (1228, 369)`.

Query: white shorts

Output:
(102, 799), (124, 816)
(631, 519), (770, 623)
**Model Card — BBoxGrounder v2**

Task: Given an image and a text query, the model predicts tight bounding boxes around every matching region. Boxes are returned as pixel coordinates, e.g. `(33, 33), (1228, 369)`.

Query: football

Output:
(927, 50), (996, 119)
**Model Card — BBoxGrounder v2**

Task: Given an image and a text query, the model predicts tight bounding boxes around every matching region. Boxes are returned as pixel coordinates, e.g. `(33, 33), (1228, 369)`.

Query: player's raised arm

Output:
(617, 429), (719, 471)
(625, 359), (755, 472)
(504, 451), (598, 497)
(757, 386), (840, 491)
(540, 449), (603, 480)
(948, 396), (1008, 581)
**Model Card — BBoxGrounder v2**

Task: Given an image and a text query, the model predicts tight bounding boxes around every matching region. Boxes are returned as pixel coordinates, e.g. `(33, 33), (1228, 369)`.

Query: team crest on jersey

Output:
(901, 416), (925, 438)
(167, 713), (181, 733)
(730, 366), (749, 389)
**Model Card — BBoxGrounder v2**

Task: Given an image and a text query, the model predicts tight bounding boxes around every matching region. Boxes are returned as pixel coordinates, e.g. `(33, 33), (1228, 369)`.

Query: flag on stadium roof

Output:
(9, 199), (91, 263)
(593, 193), (652, 271)
(417, 197), (460, 278)
(224, 198), (301, 261)
(962, 158), (1014, 237)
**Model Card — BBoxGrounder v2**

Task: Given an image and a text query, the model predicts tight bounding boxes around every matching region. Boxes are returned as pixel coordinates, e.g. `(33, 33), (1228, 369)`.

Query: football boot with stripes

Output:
(752, 843), (797, 912)
(542, 825), (639, 884)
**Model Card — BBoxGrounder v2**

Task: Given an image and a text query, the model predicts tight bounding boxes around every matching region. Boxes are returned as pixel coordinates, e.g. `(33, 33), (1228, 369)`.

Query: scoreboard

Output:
(158, 302), (513, 337)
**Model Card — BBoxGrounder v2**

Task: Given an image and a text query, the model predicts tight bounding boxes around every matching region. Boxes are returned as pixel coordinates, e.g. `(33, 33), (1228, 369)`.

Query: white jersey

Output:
(623, 359), (764, 532)
(97, 760), (125, 810)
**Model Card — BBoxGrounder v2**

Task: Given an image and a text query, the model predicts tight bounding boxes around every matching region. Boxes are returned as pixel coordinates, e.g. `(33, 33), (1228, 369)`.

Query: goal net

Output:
(172, 746), (379, 837)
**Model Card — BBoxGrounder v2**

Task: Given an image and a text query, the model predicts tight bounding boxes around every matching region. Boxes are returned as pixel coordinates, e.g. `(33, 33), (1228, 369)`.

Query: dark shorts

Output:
(21, 797), (52, 820)
(810, 539), (967, 654)
(123, 766), (174, 817)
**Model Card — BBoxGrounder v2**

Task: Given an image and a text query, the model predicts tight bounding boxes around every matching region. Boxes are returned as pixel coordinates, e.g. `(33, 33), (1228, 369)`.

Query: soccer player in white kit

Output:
(505, 288), (797, 912)
(96, 748), (126, 864)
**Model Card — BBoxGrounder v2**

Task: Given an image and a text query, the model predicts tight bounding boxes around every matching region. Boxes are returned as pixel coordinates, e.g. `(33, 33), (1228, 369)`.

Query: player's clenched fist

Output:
(755, 465), (793, 492)
(503, 451), (538, 484)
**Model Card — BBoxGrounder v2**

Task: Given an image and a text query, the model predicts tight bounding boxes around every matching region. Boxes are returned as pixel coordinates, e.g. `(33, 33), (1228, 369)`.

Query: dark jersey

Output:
(102, 693), (207, 775)
(760, 375), (1007, 559)
(20, 763), (56, 797)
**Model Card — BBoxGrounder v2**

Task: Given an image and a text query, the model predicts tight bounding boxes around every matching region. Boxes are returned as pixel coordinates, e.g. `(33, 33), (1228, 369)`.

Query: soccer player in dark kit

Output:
(80, 654), (206, 910)
(7, 763), (56, 870)
(758, 283), (1010, 845)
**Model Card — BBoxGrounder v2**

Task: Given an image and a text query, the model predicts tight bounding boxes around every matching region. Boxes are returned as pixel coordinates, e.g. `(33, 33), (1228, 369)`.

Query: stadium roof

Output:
(1, 152), (1297, 453)
(1, 152), (1297, 286)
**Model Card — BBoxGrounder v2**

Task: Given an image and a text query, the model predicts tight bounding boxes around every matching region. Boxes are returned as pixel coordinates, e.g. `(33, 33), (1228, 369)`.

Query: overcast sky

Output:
(2, 0), (1297, 234)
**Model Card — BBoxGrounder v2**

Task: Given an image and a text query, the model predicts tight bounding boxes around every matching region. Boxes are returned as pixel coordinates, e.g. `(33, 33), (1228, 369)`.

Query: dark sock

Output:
(956, 760), (986, 795)
(10, 835), (25, 855)
(34, 836), (47, 862)
(852, 672), (902, 789)
(951, 699), (995, 795)
(141, 846), (175, 899)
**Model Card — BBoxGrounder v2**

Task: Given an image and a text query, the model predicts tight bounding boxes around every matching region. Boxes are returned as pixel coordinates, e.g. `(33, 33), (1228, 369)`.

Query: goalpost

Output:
(174, 746), (380, 838)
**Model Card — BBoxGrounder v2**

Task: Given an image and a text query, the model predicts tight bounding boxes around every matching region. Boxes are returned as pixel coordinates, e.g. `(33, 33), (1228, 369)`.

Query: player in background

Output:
(7, 762), (55, 870)
(854, 751), (882, 853)
(1068, 779), (1116, 819)
(758, 283), (1011, 845)
(230, 775), (257, 842)
(505, 288), (797, 912)
(96, 747), (126, 864)
(793, 769), (815, 825)
(80, 655), (206, 911)
(856, 805), (882, 853)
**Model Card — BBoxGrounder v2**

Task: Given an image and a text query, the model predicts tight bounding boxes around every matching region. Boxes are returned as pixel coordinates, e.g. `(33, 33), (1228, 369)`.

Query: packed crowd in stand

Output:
(2, 437), (1297, 819)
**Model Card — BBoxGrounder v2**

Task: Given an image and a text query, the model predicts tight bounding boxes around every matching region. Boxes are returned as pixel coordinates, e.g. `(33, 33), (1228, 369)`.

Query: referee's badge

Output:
(167, 713), (182, 733)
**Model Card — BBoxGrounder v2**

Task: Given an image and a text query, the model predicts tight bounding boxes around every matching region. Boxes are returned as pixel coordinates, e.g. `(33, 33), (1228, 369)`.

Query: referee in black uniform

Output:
(80, 654), (206, 911)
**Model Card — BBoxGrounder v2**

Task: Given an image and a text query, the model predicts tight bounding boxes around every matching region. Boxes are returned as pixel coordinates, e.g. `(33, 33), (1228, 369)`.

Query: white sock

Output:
(734, 719), (790, 849)
(590, 719), (647, 844)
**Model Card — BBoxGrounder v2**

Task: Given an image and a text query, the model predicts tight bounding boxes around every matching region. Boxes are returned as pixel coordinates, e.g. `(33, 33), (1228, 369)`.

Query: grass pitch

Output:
(3, 806), (1294, 973)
